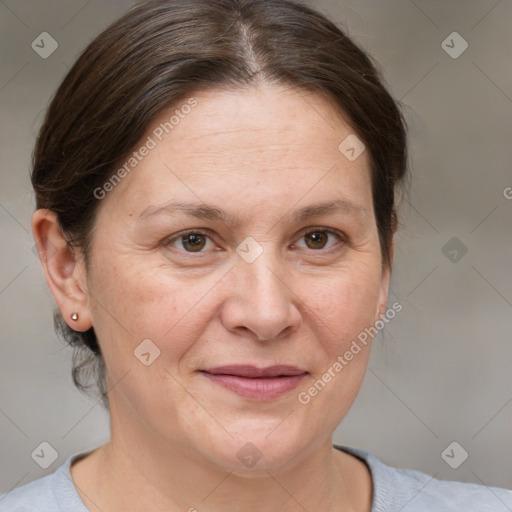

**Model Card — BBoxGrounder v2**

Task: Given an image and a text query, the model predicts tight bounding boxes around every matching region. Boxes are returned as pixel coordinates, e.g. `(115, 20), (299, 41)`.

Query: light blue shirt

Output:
(1, 445), (511, 511)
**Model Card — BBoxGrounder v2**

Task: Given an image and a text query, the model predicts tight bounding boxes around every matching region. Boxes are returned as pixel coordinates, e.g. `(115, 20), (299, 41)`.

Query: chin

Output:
(195, 425), (311, 475)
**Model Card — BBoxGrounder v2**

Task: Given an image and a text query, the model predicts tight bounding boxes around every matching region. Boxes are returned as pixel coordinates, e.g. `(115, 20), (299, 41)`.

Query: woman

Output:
(1, 0), (511, 510)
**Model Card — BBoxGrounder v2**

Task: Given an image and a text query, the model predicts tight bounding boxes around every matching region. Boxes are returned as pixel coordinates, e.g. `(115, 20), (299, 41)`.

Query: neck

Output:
(71, 408), (372, 512)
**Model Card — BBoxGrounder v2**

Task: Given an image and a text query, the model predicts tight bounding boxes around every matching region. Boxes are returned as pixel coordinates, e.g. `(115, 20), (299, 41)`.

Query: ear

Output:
(376, 234), (394, 322)
(31, 209), (93, 332)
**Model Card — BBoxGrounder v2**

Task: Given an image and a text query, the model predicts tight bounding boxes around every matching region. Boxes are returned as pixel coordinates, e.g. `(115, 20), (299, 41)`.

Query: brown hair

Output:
(31, 0), (408, 408)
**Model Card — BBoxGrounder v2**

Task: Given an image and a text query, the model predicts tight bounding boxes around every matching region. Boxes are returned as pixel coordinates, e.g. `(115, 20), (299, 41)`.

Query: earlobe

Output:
(31, 209), (92, 332)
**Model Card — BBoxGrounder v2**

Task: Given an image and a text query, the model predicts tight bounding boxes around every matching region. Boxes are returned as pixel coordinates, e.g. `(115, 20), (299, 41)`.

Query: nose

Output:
(220, 248), (302, 341)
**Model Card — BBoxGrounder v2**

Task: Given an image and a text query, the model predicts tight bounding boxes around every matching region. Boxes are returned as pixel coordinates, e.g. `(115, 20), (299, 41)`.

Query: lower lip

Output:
(201, 372), (307, 400)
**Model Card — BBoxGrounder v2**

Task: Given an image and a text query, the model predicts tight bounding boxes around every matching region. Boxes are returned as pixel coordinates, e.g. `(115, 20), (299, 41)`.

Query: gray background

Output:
(1, 0), (511, 496)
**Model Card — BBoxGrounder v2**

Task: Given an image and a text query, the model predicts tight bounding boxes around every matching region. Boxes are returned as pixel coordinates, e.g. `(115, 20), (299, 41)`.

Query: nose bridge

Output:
(223, 238), (300, 340)
(238, 239), (289, 304)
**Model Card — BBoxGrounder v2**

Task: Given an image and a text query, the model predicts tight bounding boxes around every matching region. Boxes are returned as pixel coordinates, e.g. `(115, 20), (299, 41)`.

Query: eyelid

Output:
(294, 226), (346, 241)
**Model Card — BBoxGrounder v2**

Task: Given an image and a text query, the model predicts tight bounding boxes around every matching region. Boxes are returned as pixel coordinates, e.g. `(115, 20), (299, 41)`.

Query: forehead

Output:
(100, 83), (373, 219)
(169, 84), (358, 155)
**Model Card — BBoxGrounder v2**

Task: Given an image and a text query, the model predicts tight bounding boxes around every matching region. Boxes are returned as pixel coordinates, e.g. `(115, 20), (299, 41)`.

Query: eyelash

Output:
(163, 227), (347, 255)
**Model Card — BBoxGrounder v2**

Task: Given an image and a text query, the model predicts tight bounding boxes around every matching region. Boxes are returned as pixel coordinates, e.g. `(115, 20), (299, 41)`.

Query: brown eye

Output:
(295, 229), (344, 251)
(181, 234), (207, 252)
(304, 231), (329, 249)
(165, 230), (214, 253)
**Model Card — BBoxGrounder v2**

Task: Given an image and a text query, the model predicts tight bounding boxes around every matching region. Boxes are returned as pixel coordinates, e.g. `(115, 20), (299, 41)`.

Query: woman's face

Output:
(81, 82), (391, 471)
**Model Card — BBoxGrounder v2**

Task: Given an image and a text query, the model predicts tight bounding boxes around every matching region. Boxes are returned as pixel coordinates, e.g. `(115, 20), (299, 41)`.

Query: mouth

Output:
(199, 365), (308, 401)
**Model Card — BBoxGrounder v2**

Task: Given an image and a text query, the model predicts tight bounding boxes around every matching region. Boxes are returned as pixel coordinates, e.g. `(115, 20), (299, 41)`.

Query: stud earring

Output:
(71, 312), (79, 321)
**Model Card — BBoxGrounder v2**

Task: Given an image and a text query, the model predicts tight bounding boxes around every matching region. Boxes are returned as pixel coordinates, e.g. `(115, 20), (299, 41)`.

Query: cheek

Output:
(297, 263), (380, 395)
(294, 268), (380, 430)
(87, 262), (215, 419)
(88, 258), (218, 368)
(307, 262), (382, 352)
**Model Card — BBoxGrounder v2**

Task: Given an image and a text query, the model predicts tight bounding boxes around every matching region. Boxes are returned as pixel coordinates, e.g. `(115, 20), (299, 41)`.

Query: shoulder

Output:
(0, 452), (89, 512)
(335, 445), (512, 512)
(0, 471), (57, 511)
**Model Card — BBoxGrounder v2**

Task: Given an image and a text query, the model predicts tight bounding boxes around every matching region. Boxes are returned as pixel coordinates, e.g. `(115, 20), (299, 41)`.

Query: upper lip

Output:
(201, 365), (307, 378)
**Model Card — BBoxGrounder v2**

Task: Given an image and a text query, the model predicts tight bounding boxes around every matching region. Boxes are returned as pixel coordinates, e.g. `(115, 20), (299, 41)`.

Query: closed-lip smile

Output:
(200, 365), (308, 400)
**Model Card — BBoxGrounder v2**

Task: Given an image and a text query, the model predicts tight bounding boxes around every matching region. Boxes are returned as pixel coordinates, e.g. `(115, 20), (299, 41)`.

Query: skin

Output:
(32, 82), (393, 512)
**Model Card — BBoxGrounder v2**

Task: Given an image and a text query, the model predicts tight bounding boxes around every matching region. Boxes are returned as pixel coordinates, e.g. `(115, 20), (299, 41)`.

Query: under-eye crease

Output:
(163, 227), (347, 255)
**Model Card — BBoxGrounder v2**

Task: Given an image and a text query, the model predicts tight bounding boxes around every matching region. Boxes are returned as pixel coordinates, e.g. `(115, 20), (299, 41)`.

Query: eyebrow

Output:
(136, 198), (367, 225)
